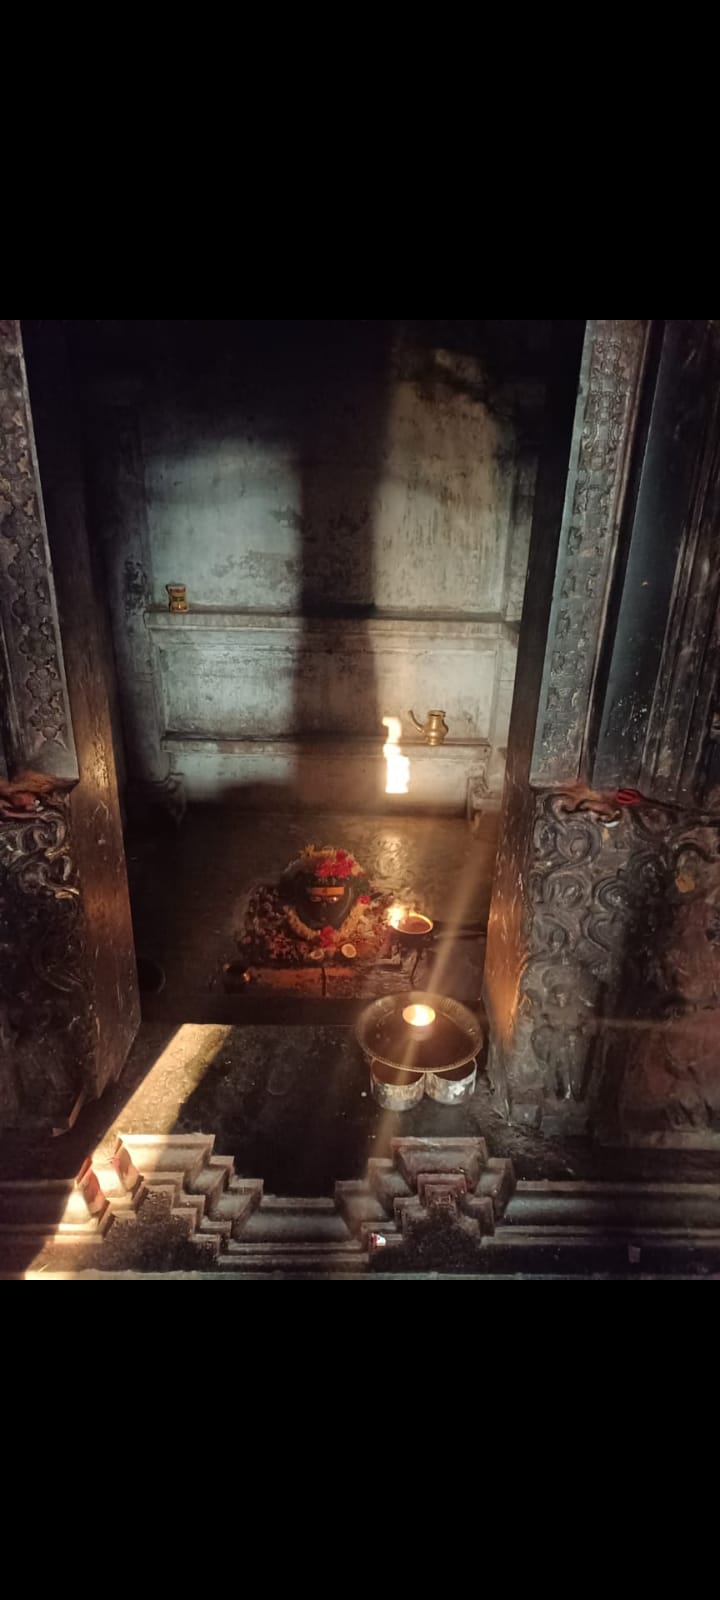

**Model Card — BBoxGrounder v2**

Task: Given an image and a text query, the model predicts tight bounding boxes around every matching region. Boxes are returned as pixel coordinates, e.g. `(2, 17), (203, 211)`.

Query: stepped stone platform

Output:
(3, 1133), (720, 1279)
(3, 1018), (720, 1279)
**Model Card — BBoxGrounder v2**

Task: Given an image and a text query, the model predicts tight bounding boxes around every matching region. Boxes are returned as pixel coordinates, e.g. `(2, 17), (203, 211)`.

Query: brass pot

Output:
(409, 710), (449, 745)
(357, 991), (483, 1114)
(393, 912), (434, 950)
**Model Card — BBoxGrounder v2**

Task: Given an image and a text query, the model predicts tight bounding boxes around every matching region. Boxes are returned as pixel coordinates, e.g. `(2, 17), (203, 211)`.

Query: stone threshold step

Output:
(139, 995), (487, 1026)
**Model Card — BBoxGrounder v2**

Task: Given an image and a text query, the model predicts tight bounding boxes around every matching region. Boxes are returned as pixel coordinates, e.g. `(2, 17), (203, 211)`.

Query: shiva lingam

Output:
(356, 991), (483, 1110)
(285, 845), (369, 931)
(230, 844), (484, 999)
(230, 845), (390, 991)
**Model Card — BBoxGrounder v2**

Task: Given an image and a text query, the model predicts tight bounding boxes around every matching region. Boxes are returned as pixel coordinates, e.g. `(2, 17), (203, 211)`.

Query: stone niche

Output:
(150, 612), (512, 810)
(79, 320), (546, 814)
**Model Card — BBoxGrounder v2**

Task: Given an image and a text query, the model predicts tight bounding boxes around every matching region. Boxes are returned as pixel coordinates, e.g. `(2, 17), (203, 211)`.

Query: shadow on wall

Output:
(293, 319), (391, 811)
(73, 320), (550, 818)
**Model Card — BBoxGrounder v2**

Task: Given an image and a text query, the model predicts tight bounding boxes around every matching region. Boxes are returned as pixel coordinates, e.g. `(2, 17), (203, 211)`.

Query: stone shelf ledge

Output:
(163, 732), (492, 754)
(161, 733), (496, 811)
(146, 610), (516, 642)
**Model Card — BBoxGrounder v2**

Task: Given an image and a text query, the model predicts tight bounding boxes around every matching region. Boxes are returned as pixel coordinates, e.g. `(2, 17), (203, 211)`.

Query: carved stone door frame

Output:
(5, 315), (719, 1148)
(484, 318), (720, 1146)
(0, 320), (139, 1133)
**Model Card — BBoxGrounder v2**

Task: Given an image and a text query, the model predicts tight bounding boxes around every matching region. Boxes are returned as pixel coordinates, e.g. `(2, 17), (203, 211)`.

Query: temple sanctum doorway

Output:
(3, 318), (720, 1277)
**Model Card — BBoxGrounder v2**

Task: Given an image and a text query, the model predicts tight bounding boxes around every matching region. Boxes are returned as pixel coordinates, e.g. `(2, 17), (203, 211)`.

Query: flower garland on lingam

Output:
(235, 845), (395, 967)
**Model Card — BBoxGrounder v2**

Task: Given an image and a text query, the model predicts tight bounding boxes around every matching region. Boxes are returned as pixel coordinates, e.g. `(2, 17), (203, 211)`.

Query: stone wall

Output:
(487, 785), (720, 1145)
(79, 321), (547, 811)
(484, 319), (720, 1149)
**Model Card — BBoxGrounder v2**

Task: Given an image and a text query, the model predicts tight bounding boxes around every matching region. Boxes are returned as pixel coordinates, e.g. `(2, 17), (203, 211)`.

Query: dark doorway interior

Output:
(4, 319), (577, 1205)
(61, 320), (553, 1026)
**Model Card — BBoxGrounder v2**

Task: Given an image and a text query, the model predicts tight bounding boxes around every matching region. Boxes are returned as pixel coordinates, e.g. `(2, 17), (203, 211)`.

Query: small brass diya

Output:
(390, 911), (435, 950)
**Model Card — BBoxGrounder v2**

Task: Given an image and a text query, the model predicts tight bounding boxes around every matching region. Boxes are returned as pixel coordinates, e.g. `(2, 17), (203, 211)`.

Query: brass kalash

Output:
(409, 709), (449, 746)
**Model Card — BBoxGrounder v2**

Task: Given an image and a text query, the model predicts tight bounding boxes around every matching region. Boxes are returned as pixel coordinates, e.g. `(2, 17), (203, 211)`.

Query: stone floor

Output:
(126, 807), (500, 1021)
(0, 1022), (494, 1194)
(0, 808), (499, 1207)
(94, 1023), (500, 1195)
(4, 1017), (720, 1203)
(5, 808), (718, 1277)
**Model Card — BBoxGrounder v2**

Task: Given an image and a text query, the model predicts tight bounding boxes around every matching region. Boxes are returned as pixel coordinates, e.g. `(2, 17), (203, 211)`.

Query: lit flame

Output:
(386, 904), (433, 933)
(382, 716), (410, 795)
(402, 1004), (436, 1029)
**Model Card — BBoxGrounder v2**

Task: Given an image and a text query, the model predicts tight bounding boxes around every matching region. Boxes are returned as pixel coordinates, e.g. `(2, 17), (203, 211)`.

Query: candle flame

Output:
(402, 1004), (436, 1028)
(387, 905), (433, 934)
(383, 716), (410, 795)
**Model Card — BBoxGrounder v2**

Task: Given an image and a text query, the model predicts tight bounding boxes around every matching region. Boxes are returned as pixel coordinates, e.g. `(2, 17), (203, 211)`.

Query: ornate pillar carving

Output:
(485, 319), (720, 1145)
(530, 321), (650, 785)
(493, 787), (720, 1140)
(0, 321), (139, 1132)
(0, 785), (88, 1128)
(0, 320), (78, 780)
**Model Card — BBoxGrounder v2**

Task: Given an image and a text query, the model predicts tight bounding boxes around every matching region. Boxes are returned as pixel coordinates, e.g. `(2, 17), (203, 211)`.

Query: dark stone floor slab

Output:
(3, 1019), (720, 1200)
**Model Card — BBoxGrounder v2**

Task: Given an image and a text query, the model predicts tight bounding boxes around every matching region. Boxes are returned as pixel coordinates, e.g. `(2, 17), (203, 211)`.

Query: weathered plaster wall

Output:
(142, 345), (520, 615)
(80, 321), (546, 810)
